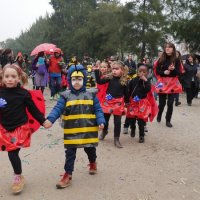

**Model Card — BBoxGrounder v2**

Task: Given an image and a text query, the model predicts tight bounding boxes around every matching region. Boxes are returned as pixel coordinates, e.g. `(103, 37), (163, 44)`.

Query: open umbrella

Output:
(30, 43), (57, 56)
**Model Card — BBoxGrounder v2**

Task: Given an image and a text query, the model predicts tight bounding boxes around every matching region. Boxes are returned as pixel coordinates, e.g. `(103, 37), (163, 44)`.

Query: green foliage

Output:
(1, 0), (200, 60)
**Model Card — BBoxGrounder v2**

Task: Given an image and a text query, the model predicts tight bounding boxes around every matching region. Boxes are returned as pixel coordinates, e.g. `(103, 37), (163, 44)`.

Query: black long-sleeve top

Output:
(156, 56), (180, 77)
(94, 70), (128, 103)
(0, 86), (46, 131)
(128, 77), (151, 99)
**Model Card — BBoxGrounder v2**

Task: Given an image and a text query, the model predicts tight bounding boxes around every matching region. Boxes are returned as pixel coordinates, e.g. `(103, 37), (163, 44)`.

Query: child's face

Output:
(137, 66), (148, 77)
(99, 63), (108, 74)
(2, 68), (20, 88)
(71, 76), (84, 90)
(112, 64), (122, 77)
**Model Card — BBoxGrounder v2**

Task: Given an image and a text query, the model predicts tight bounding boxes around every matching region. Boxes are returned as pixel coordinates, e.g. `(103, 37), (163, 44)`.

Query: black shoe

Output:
(166, 121), (173, 128)
(157, 115), (161, 123)
(99, 130), (108, 140)
(130, 129), (136, 138)
(187, 103), (192, 106)
(175, 102), (181, 106)
(139, 136), (144, 143)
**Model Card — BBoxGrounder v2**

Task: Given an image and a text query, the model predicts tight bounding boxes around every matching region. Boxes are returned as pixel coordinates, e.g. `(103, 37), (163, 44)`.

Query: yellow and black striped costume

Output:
(62, 91), (99, 148)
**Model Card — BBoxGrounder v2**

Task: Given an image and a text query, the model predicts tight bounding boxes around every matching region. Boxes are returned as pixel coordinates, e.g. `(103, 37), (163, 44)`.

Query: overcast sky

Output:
(0, 0), (129, 42)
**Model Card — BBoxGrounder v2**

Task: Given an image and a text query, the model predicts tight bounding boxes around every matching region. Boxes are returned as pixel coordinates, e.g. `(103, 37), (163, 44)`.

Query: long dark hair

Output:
(186, 54), (195, 65)
(158, 43), (176, 66)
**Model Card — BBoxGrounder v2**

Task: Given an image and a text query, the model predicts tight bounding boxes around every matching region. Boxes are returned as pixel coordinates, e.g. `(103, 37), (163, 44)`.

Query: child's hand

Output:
(168, 64), (175, 71)
(93, 65), (99, 70)
(43, 120), (52, 129)
(98, 124), (104, 130)
(140, 75), (147, 82)
(164, 70), (170, 75)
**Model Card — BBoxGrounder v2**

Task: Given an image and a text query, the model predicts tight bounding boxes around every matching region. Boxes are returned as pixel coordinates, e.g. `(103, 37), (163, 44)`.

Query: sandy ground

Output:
(1, 86), (200, 200)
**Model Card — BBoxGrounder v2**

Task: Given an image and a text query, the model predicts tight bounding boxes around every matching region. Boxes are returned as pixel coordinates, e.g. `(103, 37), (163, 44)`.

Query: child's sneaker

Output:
(88, 162), (97, 175)
(123, 128), (128, 134)
(56, 173), (72, 189)
(11, 175), (25, 194)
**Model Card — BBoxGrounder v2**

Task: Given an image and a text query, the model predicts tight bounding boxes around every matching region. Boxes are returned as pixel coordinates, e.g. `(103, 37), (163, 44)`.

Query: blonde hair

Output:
(111, 61), (128, 86)
(2, 64), (28, 86)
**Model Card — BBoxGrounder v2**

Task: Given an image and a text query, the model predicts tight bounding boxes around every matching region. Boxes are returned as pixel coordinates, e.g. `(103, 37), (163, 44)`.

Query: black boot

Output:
(114, 137), (123, 148)
(139, 136), (145, 143)
(99, 130), (108, 140)
(157, 113), (162, 123)
(130, 129), (136, 138)
(166, 121), (173, 128)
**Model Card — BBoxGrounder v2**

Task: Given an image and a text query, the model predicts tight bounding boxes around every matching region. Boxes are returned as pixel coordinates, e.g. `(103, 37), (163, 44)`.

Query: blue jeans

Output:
(64, 147), (97, 175)
(49, 76), (61, 97)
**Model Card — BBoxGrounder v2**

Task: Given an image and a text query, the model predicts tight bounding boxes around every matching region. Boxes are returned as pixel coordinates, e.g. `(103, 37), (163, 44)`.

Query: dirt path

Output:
(1, 88), (200, 200)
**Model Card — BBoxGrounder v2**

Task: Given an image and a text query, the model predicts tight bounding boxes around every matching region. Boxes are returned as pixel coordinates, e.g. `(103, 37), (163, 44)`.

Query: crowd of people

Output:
(0, 42), (200, 195)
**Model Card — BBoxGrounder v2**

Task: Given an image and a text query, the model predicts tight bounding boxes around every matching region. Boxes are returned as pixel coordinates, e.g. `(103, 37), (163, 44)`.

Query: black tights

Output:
(8, 149), (22, 175)
(103, 113), (122, 138)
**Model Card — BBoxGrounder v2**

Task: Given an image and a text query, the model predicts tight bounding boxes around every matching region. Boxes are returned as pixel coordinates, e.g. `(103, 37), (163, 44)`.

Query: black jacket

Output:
(128, 77), (151, 100)
(183, 63), (198, 88)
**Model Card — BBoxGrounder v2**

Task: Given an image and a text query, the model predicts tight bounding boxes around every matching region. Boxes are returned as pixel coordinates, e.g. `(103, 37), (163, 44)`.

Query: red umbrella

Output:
(30, 43), (57, 56)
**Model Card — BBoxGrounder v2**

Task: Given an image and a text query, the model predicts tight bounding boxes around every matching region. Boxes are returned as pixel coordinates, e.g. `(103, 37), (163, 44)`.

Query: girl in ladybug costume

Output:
(127, 64), (157, 143)
(0, 64), (46, 194)
(94, 61), (128, 148)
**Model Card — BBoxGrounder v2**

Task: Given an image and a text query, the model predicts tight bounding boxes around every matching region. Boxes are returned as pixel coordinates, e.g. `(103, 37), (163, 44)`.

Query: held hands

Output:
(98, 124), (104, 130)
(43, 119), (52, 129)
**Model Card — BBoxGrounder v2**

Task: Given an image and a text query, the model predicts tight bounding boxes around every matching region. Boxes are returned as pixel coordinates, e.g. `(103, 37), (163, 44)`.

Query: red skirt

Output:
(126, 98), (151, 121)
(101, 97), (125, 116)
(155, 77), (182, 94)
(0, 123), (31, 151)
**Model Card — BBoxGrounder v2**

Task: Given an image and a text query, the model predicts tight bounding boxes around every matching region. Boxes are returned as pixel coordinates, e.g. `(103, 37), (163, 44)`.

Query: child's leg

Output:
(144, 121), (148, 133)
(8, 149), (25, 194)
(137, 119), (145, 143)
(130, 118), (136, 137)
(56, 148), (76, 189)
(123, 117), (131, 134)
(103, 113), (111, 131)
(84, 147), (97, 175)
(8, 149), (22, 175)
(99, 113), (111, 140)
(113, 115), (123, 148)
(64, 148), (77, 175)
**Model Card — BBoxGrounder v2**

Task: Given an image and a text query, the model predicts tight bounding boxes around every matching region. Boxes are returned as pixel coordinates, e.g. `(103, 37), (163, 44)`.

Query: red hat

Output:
(54, 48), (61, 54)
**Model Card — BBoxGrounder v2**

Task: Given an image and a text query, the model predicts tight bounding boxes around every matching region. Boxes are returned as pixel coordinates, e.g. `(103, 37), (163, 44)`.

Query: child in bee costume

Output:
(44, 64), (105, 189)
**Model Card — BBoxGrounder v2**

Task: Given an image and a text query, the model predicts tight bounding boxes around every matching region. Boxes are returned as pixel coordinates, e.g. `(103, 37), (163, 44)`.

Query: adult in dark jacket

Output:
(183, 54), (198, 106)
(124, 54), (136, 76)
